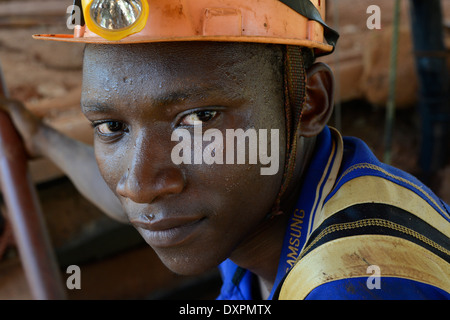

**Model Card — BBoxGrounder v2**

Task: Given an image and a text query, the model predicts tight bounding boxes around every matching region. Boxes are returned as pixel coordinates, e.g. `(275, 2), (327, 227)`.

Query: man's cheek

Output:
(95, 154), (123, 193)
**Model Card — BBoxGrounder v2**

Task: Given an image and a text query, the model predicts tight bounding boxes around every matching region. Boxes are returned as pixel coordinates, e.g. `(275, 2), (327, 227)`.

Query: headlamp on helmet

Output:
(36, 0), (339, 57)
(82, 0), (149, 41)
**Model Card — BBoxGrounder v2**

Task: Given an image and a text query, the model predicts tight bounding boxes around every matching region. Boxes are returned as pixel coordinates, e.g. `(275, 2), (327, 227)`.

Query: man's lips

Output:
(130, 216), (202, 231)
(130, 216), (205, 248)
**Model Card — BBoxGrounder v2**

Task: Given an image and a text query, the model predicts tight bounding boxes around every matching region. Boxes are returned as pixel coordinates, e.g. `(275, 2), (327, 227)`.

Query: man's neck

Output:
(227, 135), (317, 297)
(228, 212), (290, 296)
(280, 136), (317, 213)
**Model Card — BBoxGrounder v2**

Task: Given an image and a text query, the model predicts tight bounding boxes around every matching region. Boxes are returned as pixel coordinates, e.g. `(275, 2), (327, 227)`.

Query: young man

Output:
(1, 0), (449, 299)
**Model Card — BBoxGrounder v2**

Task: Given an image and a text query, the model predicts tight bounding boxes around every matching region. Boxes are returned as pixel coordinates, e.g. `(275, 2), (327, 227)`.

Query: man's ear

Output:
(300, 62), (334, 138)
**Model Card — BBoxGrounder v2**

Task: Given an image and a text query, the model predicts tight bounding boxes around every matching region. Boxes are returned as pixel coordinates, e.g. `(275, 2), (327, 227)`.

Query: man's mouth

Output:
(130, 215), (206, 248)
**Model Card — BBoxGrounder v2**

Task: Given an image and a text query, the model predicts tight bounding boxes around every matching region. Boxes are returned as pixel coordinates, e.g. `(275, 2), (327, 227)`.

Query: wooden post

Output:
(409, 0), (449, 178)
(0, 63), (66, 300)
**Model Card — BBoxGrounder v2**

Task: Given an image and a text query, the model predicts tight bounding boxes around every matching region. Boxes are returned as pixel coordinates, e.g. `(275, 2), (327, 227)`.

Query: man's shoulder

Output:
(326, 132), (450, 226)
(278, 200), (450, 300)
(278, 133), (450, 300)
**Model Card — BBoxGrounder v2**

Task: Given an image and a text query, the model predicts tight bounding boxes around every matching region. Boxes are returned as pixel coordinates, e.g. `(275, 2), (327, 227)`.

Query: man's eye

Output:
(180, 111), (218, 126)
(94, 121), (127, 135)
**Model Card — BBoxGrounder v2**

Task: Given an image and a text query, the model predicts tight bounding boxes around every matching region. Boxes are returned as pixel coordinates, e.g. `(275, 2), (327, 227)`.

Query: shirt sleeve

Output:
(304, 277), (450, 300)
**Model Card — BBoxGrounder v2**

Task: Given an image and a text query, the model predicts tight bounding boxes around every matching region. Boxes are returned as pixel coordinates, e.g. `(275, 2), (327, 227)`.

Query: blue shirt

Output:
(217, 126), (450, 300)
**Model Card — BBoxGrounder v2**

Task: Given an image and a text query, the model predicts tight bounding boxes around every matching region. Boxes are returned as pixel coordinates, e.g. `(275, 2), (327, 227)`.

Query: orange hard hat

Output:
(33, 0), (338, 56)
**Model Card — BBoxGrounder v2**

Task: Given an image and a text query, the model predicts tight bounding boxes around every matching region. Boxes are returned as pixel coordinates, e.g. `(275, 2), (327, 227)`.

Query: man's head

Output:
(81, 41), (334, 275)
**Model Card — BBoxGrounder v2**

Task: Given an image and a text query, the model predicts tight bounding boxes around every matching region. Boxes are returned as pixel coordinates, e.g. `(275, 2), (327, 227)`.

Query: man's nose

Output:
(115, 134), (185, 204)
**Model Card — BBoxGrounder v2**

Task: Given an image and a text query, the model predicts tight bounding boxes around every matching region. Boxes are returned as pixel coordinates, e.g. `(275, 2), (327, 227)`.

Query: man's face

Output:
(81, 42), (286, 275)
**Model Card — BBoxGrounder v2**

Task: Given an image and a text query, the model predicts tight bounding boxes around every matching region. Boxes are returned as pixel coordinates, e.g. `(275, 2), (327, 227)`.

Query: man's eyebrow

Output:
(151, 85), (221, 108)
(81, 101), (113, 114)
(153, 90), (193, 108)
(81, 85), (226, 114)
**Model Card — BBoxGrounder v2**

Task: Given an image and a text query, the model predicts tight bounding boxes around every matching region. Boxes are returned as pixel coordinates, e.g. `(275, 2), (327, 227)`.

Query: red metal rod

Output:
(0, 63), (66, 299)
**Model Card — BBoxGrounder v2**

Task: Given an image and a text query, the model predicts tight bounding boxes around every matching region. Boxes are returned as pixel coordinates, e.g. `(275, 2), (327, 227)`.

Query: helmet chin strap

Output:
(268, 45), (308, 219)
(279, 0), (340, 54)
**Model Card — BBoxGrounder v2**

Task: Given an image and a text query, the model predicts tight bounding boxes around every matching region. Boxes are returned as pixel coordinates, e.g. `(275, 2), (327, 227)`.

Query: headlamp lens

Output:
(90, 0), (143, 31)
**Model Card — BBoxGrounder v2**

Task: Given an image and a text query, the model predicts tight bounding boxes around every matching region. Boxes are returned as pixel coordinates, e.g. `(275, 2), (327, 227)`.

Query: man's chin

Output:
(158, 254), (220, 276)
(150, 244), (227, 276)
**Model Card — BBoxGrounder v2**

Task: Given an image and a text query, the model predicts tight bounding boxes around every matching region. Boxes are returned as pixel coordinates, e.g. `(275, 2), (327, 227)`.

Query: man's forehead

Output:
(82, 42), (282, 92)
(81, 41), (283, 112)
(83, 41), (281, 70)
